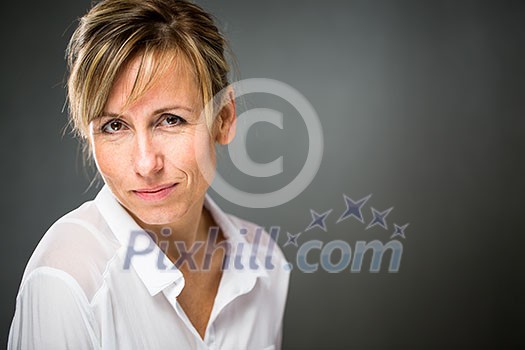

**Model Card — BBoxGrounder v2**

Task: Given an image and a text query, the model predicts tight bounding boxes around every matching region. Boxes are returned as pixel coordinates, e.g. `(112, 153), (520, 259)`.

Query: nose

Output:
(133, 132), (163, 177)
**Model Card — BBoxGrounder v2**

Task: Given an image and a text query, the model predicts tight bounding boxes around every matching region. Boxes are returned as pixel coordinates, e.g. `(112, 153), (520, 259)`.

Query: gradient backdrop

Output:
(1, 0), (524, 349)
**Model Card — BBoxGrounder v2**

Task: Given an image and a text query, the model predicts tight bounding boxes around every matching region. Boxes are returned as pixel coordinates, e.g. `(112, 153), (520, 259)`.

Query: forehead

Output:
(103, 52), (201, 116)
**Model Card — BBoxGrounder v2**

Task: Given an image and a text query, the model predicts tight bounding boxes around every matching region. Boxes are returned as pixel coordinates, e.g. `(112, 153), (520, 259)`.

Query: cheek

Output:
(92, 139), (128, 180)
(91, 130), (216, 184)
(165, 131), (216, 180)
(194, 135), (217, 185)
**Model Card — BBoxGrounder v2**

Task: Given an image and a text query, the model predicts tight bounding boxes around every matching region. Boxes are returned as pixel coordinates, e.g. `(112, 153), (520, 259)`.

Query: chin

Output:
(134, 204), (189, 226)
(136, 212), (179, 227)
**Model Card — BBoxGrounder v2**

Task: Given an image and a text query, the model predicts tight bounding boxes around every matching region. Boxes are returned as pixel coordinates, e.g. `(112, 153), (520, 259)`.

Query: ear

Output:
(214, 87), (236, 145)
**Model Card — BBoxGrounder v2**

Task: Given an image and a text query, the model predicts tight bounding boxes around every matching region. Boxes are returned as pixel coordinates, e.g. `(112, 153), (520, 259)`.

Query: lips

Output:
(133, 183), (177, 201)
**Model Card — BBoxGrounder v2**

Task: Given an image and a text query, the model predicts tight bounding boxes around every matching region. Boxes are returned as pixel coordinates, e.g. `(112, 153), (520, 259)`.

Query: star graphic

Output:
(391, 223), (409, 239)
(284, 232), (302, 247)
(337, 194), (372, 224)
(365, 206), (394, 230)
(305, 209), (332, 232)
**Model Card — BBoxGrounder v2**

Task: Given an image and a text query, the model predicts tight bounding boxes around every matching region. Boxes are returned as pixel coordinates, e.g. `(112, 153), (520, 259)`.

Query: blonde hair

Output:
(66, 0), (230, 140)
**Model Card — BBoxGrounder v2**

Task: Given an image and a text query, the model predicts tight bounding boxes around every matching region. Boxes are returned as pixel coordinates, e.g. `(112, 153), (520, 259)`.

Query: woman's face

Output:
(90, 55), (222, 226)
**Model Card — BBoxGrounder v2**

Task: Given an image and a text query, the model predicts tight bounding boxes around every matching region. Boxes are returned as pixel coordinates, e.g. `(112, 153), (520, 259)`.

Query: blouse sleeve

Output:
(8, 267), (100, 350)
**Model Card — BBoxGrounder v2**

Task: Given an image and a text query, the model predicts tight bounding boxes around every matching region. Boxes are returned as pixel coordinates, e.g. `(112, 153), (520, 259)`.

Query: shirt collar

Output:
(94, 185), (268, 298)
(204, 193), (269, 278)
(202, 194), (270, 326)
(94, 185), (183, 296)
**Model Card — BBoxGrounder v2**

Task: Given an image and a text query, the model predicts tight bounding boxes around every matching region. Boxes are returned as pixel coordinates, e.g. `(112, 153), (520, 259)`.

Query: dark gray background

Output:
(1, 0), (524, 349)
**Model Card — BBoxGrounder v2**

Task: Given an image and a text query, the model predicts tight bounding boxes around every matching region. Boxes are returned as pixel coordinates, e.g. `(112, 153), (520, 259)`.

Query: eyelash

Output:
(100, 114), (187, 134)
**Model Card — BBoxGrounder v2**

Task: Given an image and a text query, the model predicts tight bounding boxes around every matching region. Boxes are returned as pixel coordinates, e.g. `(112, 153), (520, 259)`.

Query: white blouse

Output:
(8, 186), (290, 350)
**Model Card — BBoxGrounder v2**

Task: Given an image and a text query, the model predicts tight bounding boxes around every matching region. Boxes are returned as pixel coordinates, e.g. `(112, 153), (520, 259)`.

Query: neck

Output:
(134, 196), (212, 263)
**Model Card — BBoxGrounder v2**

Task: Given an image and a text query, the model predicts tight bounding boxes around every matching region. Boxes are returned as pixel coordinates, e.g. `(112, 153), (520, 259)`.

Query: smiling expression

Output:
(90, 53), (221, 226)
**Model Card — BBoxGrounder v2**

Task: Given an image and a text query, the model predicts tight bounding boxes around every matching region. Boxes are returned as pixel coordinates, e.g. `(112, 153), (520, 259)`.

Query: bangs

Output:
(122, 46), (193, 114)
(68, 0), (230, 143)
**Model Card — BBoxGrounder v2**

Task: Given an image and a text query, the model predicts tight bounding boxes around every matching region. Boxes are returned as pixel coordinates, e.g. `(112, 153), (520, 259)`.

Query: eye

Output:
(160, 114), (186, 127)
(101, 119), (126, 133)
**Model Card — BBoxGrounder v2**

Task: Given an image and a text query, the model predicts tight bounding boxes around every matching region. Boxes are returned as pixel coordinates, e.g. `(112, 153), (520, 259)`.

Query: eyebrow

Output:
(99, 105), (195, 119)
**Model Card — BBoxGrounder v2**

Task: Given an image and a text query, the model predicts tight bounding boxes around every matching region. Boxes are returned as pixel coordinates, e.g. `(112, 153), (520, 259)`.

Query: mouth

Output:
(132, 183), (178, 201)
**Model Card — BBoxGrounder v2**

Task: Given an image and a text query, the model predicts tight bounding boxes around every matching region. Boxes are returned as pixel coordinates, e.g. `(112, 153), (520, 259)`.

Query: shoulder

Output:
(9, 266), (100, 350)
(22, 200), (119, 301)
(16, 266), (92, 308)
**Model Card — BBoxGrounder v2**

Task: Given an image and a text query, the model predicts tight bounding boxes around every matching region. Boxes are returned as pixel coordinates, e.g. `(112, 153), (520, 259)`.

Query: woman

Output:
(8, 0), (289, 349)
